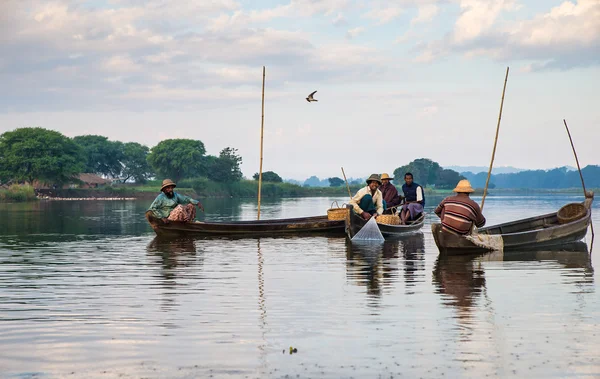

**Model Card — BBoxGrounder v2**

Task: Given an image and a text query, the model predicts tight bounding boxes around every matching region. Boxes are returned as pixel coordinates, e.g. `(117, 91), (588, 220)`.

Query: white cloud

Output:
(364, 6), (404, 25)
(346, 27), (365, 39)
(453, 0), (518, 43)
(415, 0), (600, 70)
(331, 13), (348, 26)
(411, 4), (439, 25)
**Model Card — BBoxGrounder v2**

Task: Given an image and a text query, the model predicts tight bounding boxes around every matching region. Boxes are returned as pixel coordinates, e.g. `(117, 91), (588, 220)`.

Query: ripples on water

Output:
(0, 196), (598, 378)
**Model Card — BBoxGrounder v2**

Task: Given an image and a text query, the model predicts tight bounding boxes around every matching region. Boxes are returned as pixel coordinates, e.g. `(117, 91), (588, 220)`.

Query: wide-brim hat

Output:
(366, 174), (382, 185)
(161, 179), (177, 191)
(380, 173), (394, 181)
(453, 179), (474, 193)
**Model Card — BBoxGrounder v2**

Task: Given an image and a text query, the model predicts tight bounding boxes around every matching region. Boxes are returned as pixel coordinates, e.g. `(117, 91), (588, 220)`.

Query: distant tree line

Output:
(462, 166), (600, 189)
(0, 127), (246, 187)
(393, 158), (465, 189)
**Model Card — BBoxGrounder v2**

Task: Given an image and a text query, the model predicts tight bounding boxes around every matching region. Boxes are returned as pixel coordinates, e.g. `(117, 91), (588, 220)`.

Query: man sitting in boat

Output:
(399, 172), (425, 224)
(148, 179), (204, 223)
(349, 174), (384, 221)
(434, 179), (485, 235)
(379, 173), (402, 215)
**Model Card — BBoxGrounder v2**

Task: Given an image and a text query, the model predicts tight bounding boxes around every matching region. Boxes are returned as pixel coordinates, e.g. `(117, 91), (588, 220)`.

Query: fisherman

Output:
(148, 179), (204, 223)
(434, 179), (486, 235)
(399, 172), (425, 224)
(379, 173), (401, 214)
(349, 174), (384, 221)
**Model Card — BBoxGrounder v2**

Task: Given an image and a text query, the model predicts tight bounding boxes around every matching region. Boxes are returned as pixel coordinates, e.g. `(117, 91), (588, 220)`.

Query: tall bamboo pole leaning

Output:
(481, 66), (510, 211)
(257, 66), (266, 220)
(341, 167), (352, 199)
(563, 119), (594, 244)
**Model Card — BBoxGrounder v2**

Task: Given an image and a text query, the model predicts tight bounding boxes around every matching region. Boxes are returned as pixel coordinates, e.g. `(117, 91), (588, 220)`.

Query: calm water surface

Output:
(0, 195), (598, 378)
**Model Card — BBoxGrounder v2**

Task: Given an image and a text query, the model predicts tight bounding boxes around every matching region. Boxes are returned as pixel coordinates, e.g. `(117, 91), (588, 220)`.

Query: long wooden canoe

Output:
(432, 192), (594, 255)
(345, 205), (425, 239)
(145, 211), (346, 237)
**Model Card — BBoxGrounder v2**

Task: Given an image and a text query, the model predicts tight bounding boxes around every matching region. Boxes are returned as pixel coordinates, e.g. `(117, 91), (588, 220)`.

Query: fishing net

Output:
(465, 227), (504, 251)
(352, 216), (385, 242)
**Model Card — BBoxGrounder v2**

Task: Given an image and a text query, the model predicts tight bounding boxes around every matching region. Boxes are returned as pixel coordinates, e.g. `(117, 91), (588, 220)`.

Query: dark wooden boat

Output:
(345, 205), (425, 238)
(432, 192), (594, 255)
(145, 211), (346, 237)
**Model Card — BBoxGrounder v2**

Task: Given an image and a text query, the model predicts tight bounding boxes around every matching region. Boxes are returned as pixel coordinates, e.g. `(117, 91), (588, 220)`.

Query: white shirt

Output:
(349, 186), (384, 215)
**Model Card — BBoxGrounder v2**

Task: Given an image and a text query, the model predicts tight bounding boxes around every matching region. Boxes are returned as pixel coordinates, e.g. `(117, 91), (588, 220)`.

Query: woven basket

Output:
(327, 201), (349, 221)
(377, 214), (400, 225)
(557, 203), (586, 224)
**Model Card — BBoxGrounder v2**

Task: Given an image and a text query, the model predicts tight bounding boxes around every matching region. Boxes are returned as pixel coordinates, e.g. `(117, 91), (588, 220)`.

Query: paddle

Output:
(563, 119), (594, 253)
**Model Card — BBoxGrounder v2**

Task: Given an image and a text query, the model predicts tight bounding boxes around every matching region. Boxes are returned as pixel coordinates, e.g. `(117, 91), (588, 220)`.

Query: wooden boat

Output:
(145, 211), (346, 237)
(345, 205), (425, 238)
(432, 192), (594, 255)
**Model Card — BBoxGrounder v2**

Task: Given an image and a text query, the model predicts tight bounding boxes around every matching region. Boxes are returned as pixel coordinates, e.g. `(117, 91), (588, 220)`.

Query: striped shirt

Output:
(434, 194), (486, 235)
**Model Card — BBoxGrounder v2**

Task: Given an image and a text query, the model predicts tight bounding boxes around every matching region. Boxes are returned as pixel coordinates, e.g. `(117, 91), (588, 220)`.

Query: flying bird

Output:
(306, 91), (318, 102)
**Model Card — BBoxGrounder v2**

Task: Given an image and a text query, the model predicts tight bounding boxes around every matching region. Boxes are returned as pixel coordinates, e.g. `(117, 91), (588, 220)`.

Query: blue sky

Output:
(0, 0), (598, 180)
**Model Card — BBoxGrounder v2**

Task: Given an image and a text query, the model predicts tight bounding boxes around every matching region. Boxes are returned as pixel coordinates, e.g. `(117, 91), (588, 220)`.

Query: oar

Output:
(341, 167), (352, 200)
(481, 66), (509, 211)
(563, 119), (594, 252)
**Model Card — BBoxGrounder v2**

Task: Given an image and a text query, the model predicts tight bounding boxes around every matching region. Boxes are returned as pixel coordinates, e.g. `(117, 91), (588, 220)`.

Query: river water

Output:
(0, 195), (598, 378)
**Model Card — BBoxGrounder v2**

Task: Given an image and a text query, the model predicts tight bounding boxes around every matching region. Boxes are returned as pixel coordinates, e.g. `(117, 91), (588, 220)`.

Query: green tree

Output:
(253, 171), (283, 183)
(147, 139), (206, 182)
(121, 142), (153, 183)
(394, 158), (462, 187)
(328, 177), (344, 187)
(207, 147), (243, 182)
(0, 127), (85, 186)
(73, 135), (124, 178)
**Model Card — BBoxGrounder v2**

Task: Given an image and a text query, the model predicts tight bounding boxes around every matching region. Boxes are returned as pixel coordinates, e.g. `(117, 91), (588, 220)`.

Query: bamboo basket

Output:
(327, 201), (349, 221)
(376, 214), (400, 225)
(557, 203), (586, 224)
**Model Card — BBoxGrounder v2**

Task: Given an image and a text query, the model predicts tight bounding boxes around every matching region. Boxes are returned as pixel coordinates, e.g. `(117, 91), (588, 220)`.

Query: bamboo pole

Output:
(257, 66), (265, 220)
(341, 167), (352, 199)
(481, 66), (509, 211)
(563, 119), (594, 244)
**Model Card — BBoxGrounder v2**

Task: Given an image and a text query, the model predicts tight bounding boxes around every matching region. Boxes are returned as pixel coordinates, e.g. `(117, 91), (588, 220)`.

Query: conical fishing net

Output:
(352, 216), (384, 242)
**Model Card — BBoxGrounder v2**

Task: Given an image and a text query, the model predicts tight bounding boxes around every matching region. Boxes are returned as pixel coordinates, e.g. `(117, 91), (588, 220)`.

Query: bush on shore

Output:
(0, 184), (37, 202)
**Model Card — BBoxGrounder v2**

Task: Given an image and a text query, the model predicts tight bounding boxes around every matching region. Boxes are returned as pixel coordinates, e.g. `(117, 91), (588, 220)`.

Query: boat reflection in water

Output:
(146, 236), (204, 313)
(345, 233), (425, 308)
(433, 241), (593, 332)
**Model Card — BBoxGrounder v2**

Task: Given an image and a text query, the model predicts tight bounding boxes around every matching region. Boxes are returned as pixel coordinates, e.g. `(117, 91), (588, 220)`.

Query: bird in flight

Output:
(306, 91), (318, 102)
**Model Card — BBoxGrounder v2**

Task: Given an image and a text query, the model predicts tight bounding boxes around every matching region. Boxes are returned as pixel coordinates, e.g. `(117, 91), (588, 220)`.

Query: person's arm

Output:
(349, 188), (365, 214)
(416, 186), (424, 205)
(176, 193), (204, 211)
(474, 204), (486, 227)
(434, 199), (444, 218)
(375, 192), (384, 216)
(148, 195), (169, 221)
(387, 187), (401, 208)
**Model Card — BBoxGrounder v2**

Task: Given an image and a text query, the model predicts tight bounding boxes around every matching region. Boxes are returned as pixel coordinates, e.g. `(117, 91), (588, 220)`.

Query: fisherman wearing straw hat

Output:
(148, 179), (204, 223)
(434, 179), (486, 235)
(379, 173), (401, 215)
(349, 174), (384, 221)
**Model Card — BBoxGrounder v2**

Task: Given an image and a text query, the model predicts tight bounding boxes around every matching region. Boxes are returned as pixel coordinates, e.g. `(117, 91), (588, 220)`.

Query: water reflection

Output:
(433, 242), (594, 328)
(433, 253), (486, 328)
(399, 234), (426, 292)
(146, 237), (203, 314)
(345, 233), (425, 307)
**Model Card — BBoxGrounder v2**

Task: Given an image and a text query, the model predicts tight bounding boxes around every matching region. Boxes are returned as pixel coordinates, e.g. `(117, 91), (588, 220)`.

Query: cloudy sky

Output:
(1, 0), (598, 180)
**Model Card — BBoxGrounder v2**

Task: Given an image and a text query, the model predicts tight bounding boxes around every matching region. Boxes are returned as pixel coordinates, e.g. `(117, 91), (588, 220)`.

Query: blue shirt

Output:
(148, 192), (199, 218)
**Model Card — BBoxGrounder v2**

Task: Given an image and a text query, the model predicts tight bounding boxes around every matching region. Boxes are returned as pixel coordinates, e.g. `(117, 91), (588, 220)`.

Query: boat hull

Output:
(432, 194), (593, 255)
(146, 211), (346, 237)
(345, 205), (425, 238)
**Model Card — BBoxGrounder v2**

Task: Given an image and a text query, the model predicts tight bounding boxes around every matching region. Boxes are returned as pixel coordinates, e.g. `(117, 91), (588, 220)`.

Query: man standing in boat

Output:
(349, 174), (384, 221)
(148, 179), (204, 223)
(379, 173), (402, 215)
(434, 179), (485, 235)
(399, 172), (425, 224)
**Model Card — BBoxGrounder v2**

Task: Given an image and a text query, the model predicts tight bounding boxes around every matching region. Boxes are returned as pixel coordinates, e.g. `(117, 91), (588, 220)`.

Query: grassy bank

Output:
(0, 185), (37, 202)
